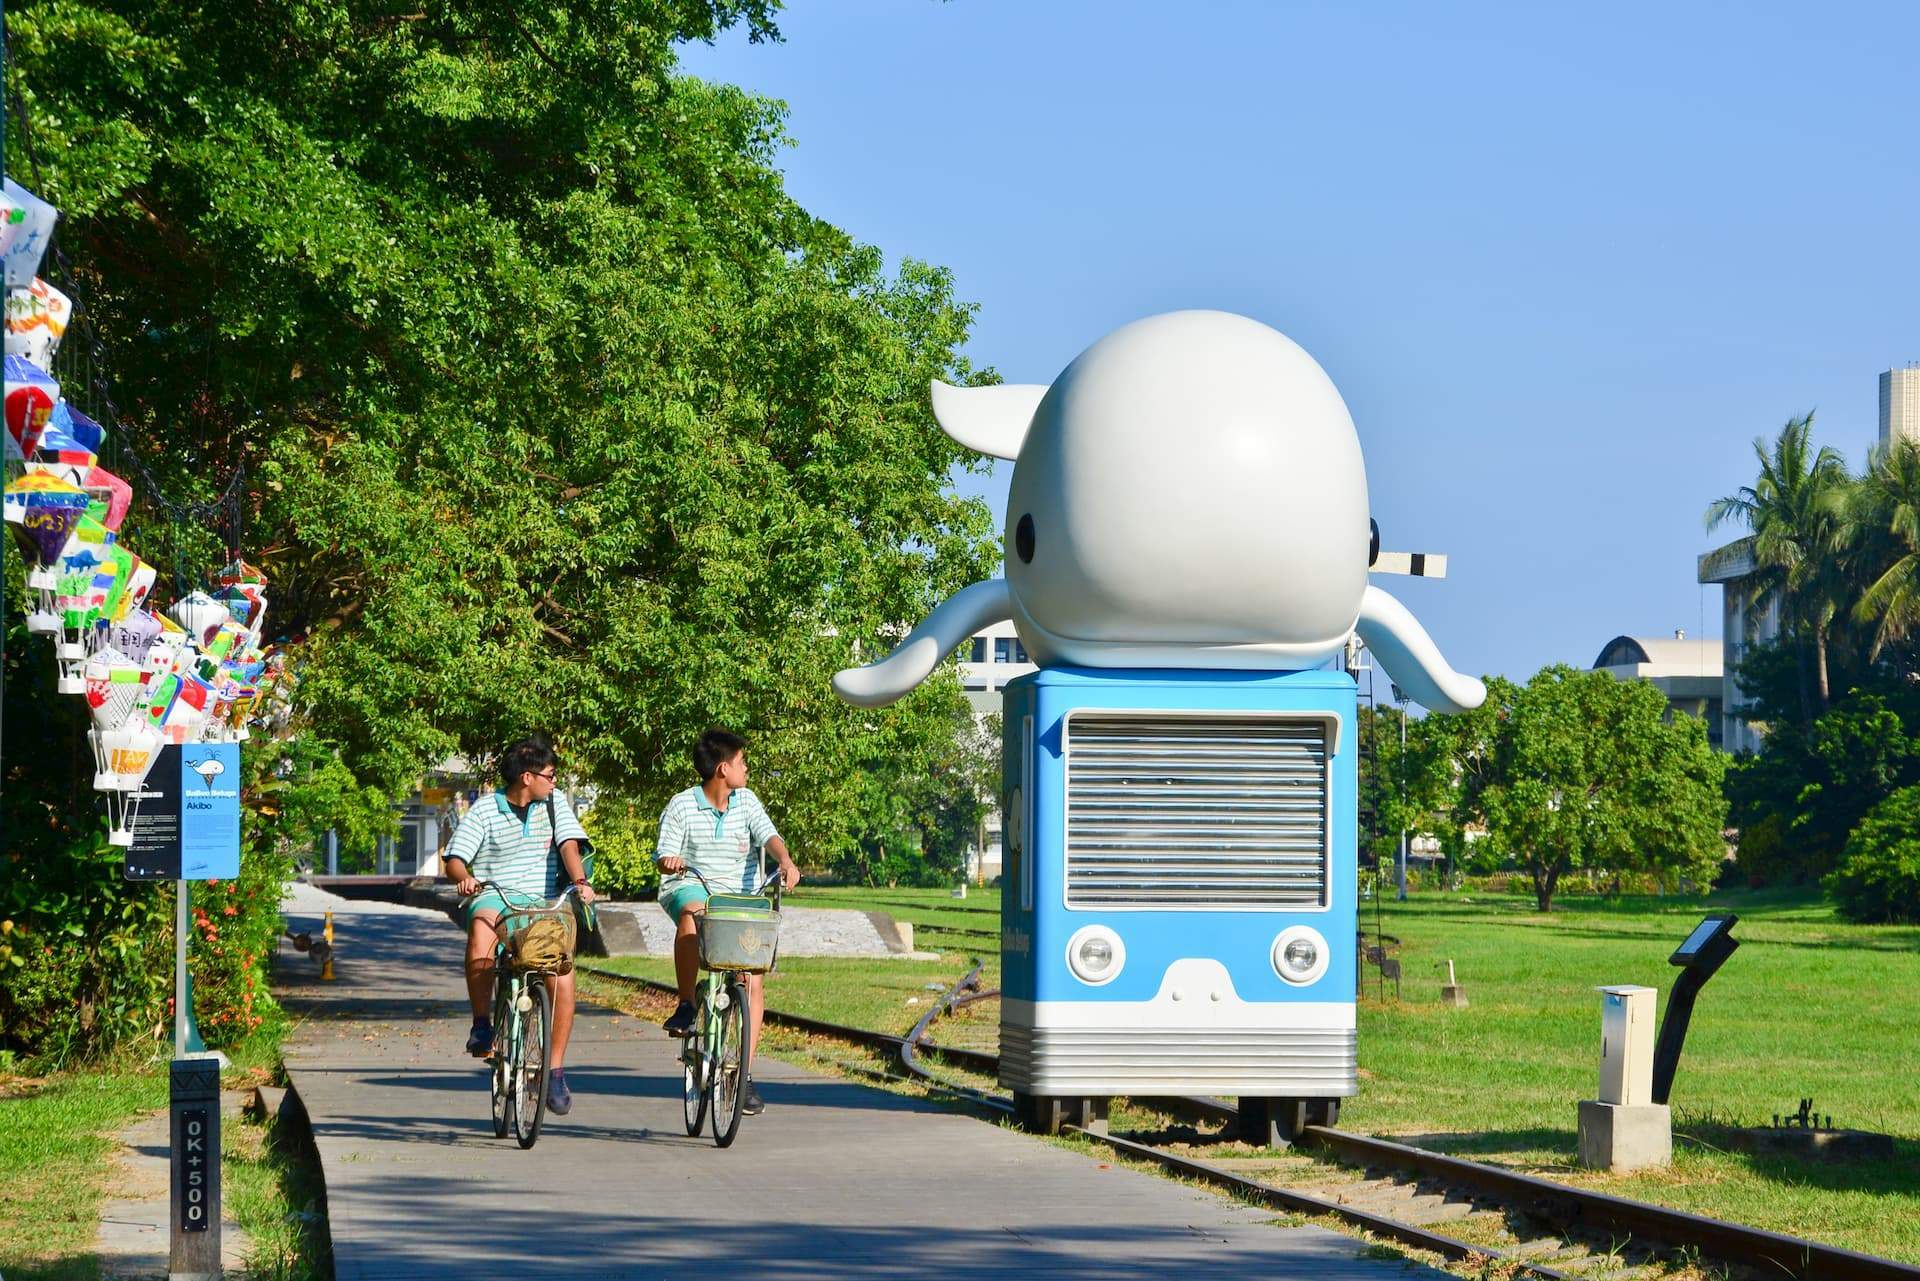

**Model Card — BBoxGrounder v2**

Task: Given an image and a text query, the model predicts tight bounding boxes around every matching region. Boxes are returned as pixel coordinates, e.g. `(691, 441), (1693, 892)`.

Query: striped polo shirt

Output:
(654, 785), (779, 896)
(445, 790), (591, 899)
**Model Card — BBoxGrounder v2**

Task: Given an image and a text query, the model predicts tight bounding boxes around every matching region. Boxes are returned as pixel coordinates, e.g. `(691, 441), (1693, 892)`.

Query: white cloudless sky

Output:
(679, 1), (1920, 685)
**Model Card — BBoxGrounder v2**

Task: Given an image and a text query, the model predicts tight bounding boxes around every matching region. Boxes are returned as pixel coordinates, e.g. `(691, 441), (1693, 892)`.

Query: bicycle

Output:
(675, 866), (784, 1148)
(465, 881), (587, 1150)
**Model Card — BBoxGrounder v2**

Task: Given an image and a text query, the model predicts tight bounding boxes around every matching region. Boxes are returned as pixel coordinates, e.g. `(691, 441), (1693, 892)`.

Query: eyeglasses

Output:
(531, 769), (557, 782)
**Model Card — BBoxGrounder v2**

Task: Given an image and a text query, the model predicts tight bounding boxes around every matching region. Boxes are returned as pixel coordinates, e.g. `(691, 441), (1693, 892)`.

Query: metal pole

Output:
(1396, 704), (1408, 901)
(174, 879), (188, 1056)
(2, 0), (10, 823)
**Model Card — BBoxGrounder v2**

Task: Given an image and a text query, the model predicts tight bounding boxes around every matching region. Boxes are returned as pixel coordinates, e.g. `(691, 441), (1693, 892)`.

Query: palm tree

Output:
(1706, 413), (1852, 722)
(1844, 438), (1920, 660)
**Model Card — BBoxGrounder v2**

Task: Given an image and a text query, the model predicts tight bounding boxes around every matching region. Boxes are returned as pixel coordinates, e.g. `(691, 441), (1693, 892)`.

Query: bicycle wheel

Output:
(681, 987), (709, 1137)
(512, 976), (552, 1149)
(710, 978), (747, 1148)
(489, 967), (511, 1138)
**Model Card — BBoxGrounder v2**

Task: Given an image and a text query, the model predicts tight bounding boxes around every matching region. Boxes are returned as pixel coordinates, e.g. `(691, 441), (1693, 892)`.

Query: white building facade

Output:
(1591, 631), (1725, 750)
(1696, 539), (1780, 755)
(958, 618), (1036, 883)
(1881, 363), (1920, 450)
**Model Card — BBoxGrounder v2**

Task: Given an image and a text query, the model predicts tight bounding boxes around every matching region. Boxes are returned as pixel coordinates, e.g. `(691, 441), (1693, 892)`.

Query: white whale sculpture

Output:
(832, 310), (1486, 714)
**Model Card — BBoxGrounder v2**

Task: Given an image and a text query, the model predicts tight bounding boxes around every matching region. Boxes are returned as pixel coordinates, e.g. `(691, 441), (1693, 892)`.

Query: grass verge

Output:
(0, 1017), (331, 1281)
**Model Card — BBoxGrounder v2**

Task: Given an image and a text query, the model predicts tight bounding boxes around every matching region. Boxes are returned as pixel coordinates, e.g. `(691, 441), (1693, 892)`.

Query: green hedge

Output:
(1826, 785), (1920, 924)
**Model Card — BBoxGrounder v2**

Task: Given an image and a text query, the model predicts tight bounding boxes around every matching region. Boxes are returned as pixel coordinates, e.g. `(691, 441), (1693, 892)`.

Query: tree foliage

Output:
(5, 0), (1001, 1056)
(1705, 423), (1920, 894)
(9, 0), (999, 863)
(1825, 784), (1920, 925)
(1413, 667), (1727, 911)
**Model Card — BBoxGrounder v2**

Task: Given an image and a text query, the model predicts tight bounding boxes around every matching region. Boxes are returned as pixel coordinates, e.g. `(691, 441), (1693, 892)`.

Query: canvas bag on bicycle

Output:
(504, 797), (588, 975)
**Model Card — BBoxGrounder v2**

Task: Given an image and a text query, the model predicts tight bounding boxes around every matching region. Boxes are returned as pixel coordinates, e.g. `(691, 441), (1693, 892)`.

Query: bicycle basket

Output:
(501, 907), (577, 975)
(696, 895), (780, 972)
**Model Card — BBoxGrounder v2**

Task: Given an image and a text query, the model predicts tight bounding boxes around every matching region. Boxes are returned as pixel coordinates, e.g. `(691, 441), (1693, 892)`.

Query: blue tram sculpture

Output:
(833, 311), (1483, 1141)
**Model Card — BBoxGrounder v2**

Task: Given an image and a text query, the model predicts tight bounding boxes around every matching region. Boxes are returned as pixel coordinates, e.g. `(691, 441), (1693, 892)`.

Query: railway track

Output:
(578, 963), (1920, 1281)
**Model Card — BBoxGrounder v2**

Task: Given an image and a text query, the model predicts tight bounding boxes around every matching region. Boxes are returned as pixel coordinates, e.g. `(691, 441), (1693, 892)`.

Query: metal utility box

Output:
(1596, 985), (1657, 1106)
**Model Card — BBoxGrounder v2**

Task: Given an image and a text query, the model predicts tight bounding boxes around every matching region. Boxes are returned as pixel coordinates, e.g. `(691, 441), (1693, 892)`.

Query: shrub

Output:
(582, 798), (662, 900)
(1826, 785), (1920, 924)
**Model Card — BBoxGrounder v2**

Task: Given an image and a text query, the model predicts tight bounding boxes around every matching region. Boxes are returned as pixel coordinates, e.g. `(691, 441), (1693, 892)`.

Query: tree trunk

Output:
(1813, 623), (1831, 715)
(1533, 855), (1565, 912)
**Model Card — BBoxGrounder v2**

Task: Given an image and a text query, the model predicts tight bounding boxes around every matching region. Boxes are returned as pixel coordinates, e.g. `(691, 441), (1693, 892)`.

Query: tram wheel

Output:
(1237, 1096), (1308, 1148)
(1013, 1094), (1106, 1134)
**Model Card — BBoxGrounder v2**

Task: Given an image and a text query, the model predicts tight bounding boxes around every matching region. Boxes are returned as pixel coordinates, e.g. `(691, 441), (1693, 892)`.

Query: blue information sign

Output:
(125, 744), (242, 881)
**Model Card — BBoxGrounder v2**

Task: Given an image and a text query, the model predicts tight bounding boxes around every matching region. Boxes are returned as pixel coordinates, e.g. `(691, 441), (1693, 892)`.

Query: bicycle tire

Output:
(489, 968), (511, 1138)
(710, 978), (746, 1148)
(513, 977), (552, 1149)
(681, 986), (709, 1137)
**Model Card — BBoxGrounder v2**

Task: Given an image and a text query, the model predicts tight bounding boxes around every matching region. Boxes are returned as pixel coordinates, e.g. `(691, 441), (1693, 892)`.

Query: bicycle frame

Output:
(465, 881), (582, 1148)
(674, 866), (783, 1146)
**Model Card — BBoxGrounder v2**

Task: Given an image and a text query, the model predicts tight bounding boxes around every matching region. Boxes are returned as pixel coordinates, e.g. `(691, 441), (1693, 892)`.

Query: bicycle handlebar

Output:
(461, 880), (581, 911)
(663, 863), (787, 909)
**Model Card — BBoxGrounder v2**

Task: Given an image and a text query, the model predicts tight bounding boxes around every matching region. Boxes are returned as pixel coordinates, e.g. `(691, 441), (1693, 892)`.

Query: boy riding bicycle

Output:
(445, 737), (596, 1116)
(655, 728), (801, 1117)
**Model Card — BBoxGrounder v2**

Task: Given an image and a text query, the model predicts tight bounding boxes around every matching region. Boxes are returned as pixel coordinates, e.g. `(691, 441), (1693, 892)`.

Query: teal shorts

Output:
(659, 882), (710, 924)
(464, 887), (552, 928)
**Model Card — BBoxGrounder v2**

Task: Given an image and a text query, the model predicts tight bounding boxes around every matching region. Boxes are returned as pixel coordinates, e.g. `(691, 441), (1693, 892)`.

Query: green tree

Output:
(1705, 413), (1853, 723)
(1452, 666), (1726, 912)
(5, 0), (1000, 1056)
(9, 0), (997, 855)
(1844, 438), (1920, 660)
(1825, 784), (1920, 924)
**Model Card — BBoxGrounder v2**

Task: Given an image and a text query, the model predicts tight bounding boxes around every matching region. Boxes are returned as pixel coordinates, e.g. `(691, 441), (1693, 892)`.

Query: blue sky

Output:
(679, 2), (1919, 687)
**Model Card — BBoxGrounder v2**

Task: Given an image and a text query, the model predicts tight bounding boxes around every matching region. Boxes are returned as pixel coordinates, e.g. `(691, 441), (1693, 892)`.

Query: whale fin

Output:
(832, 579), (1016, 708)
(930, 381), (1048, 460)
(1354, 585), (1486, 714)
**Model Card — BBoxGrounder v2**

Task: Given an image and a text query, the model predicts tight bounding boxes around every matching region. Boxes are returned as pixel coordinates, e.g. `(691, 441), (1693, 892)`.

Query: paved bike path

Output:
(278, 890), (1436, 1281)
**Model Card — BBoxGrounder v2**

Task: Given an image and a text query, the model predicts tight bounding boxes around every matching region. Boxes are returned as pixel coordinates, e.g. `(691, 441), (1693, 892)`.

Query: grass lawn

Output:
(0, 1060), (167, 1280)
(1354, 885), (1920, 1262)
(0, 1025), (328, 1281)
(625, 882), (1920, 1263)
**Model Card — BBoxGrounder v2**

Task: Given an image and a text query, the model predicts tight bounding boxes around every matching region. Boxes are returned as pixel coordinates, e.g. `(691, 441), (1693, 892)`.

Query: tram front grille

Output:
(1063, 713), (1330, 908)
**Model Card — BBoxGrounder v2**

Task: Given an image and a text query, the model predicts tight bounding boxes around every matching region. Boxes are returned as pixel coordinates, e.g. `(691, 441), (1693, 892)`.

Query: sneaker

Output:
(547, 1069), (572, 1116)
(465, 1018), (493, 1058)
(663, 1001), (695, 1038)
(741, 1078), (765, 1116)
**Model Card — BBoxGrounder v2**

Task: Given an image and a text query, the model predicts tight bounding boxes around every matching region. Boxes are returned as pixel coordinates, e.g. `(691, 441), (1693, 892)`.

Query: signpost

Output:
(127, 742), (242, 1280)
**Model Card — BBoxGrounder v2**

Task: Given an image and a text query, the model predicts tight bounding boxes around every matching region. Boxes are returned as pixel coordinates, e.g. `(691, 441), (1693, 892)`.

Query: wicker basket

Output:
(499, 906), (577, 975)
(697, 895), (780, 972)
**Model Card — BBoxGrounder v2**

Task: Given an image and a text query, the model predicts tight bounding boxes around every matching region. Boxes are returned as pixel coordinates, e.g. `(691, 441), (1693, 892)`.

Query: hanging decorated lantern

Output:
(89, 721), (164, 847)
(108, 608), (165, 663)
(5, 354), (58, 460)
(85, 650), (147, 732)
(168, 590), (229, 648)
(5, 471), (89, 586)
(2, 180), (57, 290)
(82, 465), (132, 532)
(4, 277), (71, 369)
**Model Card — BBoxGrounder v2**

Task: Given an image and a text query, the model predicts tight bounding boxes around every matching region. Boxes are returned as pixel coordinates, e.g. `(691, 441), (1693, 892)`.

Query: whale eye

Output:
(1016, 514), (1035, 564)
(1368, 518), (1380, 568)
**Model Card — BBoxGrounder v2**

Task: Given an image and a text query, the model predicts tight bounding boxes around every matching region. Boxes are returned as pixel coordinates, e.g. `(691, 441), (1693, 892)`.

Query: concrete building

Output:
(958, 619), (1036, 883)
(1881, 363), (1920, 450)
(1696, 538), (1780, 755)
(1591, 631), (1725, 750)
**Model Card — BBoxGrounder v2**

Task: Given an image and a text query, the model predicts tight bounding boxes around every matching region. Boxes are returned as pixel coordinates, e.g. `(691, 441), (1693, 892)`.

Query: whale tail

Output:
(1353, 585), (1486, 714)
(831, 579), (1018, 708)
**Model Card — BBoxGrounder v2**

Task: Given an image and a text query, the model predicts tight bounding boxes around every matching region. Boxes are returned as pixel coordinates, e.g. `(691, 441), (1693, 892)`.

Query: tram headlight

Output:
(1272, 925), (1330, 986)
(1066, 925), (1125, 986)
